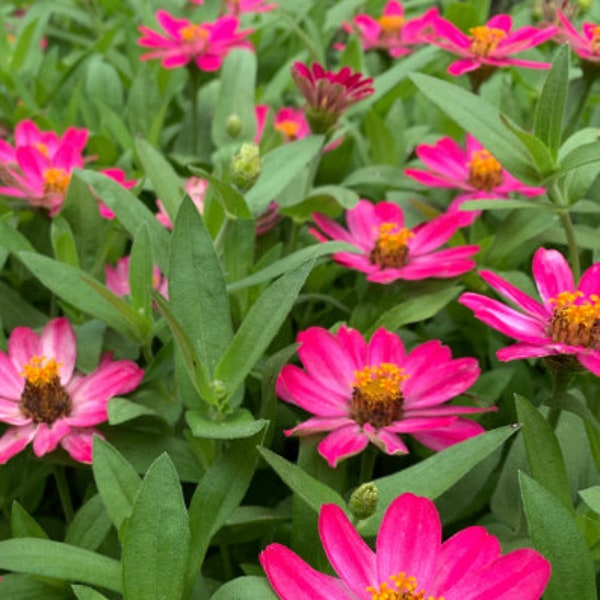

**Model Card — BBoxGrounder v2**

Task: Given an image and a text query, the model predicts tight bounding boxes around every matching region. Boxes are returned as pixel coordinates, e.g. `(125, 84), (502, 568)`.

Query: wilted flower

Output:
(261, 493), (551, 599)
(138, 10), (253, 71)
(0, 318), (144, 464)
(277, 325), (488, 467)
(460, 247), (600, 375)
(311, 200), (478, 284)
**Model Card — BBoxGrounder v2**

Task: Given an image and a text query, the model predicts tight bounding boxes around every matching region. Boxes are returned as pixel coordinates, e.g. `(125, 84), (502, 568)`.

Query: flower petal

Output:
(60, 428), (100, 464)
(367, 328), (405, 366)
(532, 247), (574, 303)
(8, 326), (41, 373)
(32, 420), (70, 457)
(41, 317), (77, 384)
(0, 424), (37, 463)
(0, 351), (24, 399)
(411, 418), (485, 452)
(318, 424), (369, 467)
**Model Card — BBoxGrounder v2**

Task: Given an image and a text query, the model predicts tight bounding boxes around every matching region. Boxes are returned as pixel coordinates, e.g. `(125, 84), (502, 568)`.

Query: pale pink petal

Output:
(0, 424), (38, 463)
(532, 247), (574, 303)
(345, 200), (381, 249)
(0, 352), (24, 399)
(8, 326), (41, 371)
(40, 317), (77, 384)
(311, 213), (359, 246)
(367, 328), (405, 365)
(285, 416), (354, 436)
(32, 420), (70, 456)
(365, 425), (409, 455)
(59, 428), (101, 463)
(0, 398), (30, 425)
(318, 424), (369, 467)
(479, 271), (548, 319)
(411, 419), (485, 451)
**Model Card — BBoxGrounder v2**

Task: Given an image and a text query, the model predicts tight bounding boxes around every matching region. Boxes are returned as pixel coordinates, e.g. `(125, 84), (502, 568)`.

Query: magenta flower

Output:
(105, 256), (168, 300)
(138, 10), (253, 71)
(261, 492), (551, 600)
(311, 200), (478, 284)
(97, 168), (138, 219)
(460, 248), (600, 375)
(429, 13), (557, 76)
(291, 62), (374, 133)
(274, 107), (310, 142)
(555, 10), (600, 64)
(277, 325), (488, 467)
(0, 318), (144, 464)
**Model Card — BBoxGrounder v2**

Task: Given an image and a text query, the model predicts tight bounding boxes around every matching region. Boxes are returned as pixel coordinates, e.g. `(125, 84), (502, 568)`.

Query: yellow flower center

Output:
(467, 149), (503, 191)
(368, 572), (444, 600)
(591, 26), (600, 53)
(378, 15), (404, 34)
(43, 168), (71, 195)
(468, 26), (506, 57)
(370, 222), (413, 268)
(275, 119), (300, 139)
(179, 24), (210, 44)
(34, 142), (49, 158)
(351, 363), (408, 428)
(19, 356), (72, 424)
(549, 291), (600, 348)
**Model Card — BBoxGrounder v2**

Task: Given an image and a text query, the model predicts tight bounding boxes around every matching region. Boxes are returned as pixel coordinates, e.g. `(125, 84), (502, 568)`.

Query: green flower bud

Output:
(230, 143), (261, 191)
(348, 482), (378, 521)
(210, 379), (228, 401)
(226, 114), (243, 138)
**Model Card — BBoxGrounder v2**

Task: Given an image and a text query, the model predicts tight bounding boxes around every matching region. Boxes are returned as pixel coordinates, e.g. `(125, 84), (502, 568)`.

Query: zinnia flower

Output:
(260, 492), (551, 600)
(555, 10), (600, 64)
(155, 176), (208, 229)
(460, 247), (600, 375)
(291, 62), (374, 133)
(0, 318), (144, 464)
(277, 325), (488, 467)
(428, 13), (557, 78)
(222, 0), (277, 16)
(105, 256), (168, 299)
(137, 10), (253, 71)
(310, 200), (478, 284)
(274, 107), (310, 142)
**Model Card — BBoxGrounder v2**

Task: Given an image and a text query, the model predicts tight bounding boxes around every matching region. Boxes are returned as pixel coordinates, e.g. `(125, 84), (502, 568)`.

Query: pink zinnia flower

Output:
(277, 325), (488, 467)
(555, 10), (600, 63)
(156, 176), (208, 229)
(460, 247), (600, 375)
(261, 492), (551, 599)
(138, 10), (253, 71)
(105, 256), (168, 299)
(311, 200), (478, 284)
(97, 168), (138, 219)
(429, 13), (557, 76)
(222, 0), (277, 16)
(0, 318), (144, 464)
(274, 107), (311, 142)
(291, 62), (374, 133)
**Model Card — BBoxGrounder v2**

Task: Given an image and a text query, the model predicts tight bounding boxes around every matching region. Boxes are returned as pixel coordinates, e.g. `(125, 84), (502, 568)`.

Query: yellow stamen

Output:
(43, 168), (71, 194)
(351, 363), (408, 428)
(549, 291), (600, 347)
(179, 24), (209, 44)
(371, 222), (414, 268)
(275, 119), (300, 139)
(469, 26), (506, 57)
(467, 149), (503, 191)
(378, 15), (404, 34)
(20, 356), (61, 386)
(591, 26), (600, 53)
(367, 572), (444, 600)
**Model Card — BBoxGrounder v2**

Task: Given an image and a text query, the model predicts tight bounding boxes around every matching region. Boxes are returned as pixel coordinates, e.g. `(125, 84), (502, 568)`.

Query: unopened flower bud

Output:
(230, 143), (261, 191)
(226, 114), (243, 138)
(348, 482), (378, 521)
(210, 379), (228, 401)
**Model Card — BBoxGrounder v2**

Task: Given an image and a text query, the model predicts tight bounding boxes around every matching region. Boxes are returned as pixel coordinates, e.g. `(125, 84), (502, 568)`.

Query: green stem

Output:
(53, 466), (74, 523)
(358, 444), (377, 485)
(564, 71), (595, 139)
(188, 66), (202, 155)
(219, 543), (234, 581)
(558, 210), (580, 282)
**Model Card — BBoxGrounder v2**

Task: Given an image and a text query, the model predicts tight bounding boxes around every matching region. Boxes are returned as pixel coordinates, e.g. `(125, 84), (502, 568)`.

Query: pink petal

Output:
(59, 428), (100, 463)
(8, 326), (41, 372)
(410, 212), (464, 254)
(0, 398), (30, 425)
(318, 424), (369, 467)
(0, 424), (37, 463)
(336, 326), (368, 369)
(365, 425), (409, 455)
(0, 352), (24, 399)
(532, 247), (574, 303)
(577, 262), (600, 297)
(345, 200), (381, 249)
(411, 419), (485, 452)
(576, 351), (600, 377)
(285, 416), (354, 436)
(496, 342), (555, 361)
(403, 340), (451, 378)
(384, 416), (457, 433)
(367, 328), (405, 366)
(311, 213), (359, 247)
(41, 317), (77, 384)
(32, 420), (70, 457)
(448, 58), (483, 76)
(479, 271), (548, 319)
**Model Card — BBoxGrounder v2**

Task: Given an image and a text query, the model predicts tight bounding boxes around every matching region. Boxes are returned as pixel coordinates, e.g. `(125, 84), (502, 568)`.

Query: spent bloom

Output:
(428, 13), (557, 78)
(291, 62), (374, 133)
(311, 200), (478, 284)
(105, 256), (169, 300)
(460, 247), (600, 375)
(0, 318), (144, 464)
(261, 492), (551, 600)
(555, 10), (600, 64)
(138, 10), (253, 71)
(277, 325), (488, 467)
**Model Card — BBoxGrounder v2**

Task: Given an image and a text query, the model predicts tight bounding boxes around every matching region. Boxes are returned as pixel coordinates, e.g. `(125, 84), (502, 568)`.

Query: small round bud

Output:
(226, 114), (243, 138)
(348, 482), (378, 521)
(230, 143), (261, 191)
(210, 379), (228, 401)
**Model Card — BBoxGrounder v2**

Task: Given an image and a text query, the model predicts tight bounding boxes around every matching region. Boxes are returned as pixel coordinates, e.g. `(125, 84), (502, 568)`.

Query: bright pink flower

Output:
(277, 325), (488, 467)
(311, 200), (478, 284)
(261, 492), (551, 599)
(138, 10), (253, 71)
(460, 248), (600, 375)
(429, 13), (557, 76)
(274, 107), (311, 142)
(341, 2), (438, 58)
(156, 176), (208, 229)
(255, 104), (269, 144)
(291, 62), (374, 133)
(555, 10), (600, 63)
(222, 0), (277, 16)
(0, 318), (144, 464)
(97, 168), (138, 219)
(105, 256), (168, 299)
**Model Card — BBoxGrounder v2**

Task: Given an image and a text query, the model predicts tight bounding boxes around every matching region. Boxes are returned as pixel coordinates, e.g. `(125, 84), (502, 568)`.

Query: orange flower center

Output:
(467, 149), (503, 191)
(378, 15), (404, 34)
(591, 26), (600, 53)
(179, 24), (210, 44)
(368, 572), (444, 600)
(34, 142), (49, 158)
(19, 356), (72, 424)
(549, 291), (600, 348)
(43, 168), (71, 195)
(370, 222), (413, 268)
(275, 119), (300, 139)
(468, 26), (506, 57)
(351, 363), (408, 428)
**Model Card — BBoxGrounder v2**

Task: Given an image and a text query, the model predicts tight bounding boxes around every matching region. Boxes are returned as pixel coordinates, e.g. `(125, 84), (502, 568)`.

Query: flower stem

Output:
(53, 465), (74, 523)
(358, 444), (377, 485)
(558, 210), (580, 282)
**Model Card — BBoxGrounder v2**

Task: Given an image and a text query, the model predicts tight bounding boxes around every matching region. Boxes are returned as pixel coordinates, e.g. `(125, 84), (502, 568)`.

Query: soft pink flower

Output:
(222, 0), (277, 16)
(555, 10), (600, 63)
(273, 107), (311, 142)
(138, 10), (253, 71)
(341, 2), (438, 58)
(156, 176), (208, 229)
(277, 325), (488, 467)
(460, 248), (600, 375)
(105, 256), (168, 299)
(97, 168), (138, 219)
(311, 200), (478, 284)
(261, 492), (551, 600)
(428, 13), (557, 76)
(0, 318), (144, 464)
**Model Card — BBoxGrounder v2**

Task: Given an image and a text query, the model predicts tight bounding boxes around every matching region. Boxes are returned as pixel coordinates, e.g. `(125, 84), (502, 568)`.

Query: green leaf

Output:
(257, 446), (345, 513)
(559, 141), (600, 174)
(92, 437), (141, 531)
(0, 574), (71, 600)
(210, 576), (277, 600)
(0, 219), (36, 254)
(214, 261), (313, 404)
(514, 395), (572, 510)
(72, 585), (111, 600)
(520, 473), (597, 600)
(188, 168), (252, 219)
(128, 224), (153, 315)
(245, 136), (324, 213)
(65, 495), (112, 551)
(122, 454), (190, 600)
(545, 391), (600, 436)
(0, 280), (47, 330)
(186, 408), (268, 439)
(579, 485), (600, 515)
(50, 216), (80, 267)
(185, 426), (267, 597)
(459, 198), (552, 211)
(358, 426), (519, 535)
(0, 538), (122, 593)
(108, 397), (158, 425)
(534, 44), (569, 156)
(11, 501), (48, 539)
(410, 73), (540, 185)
